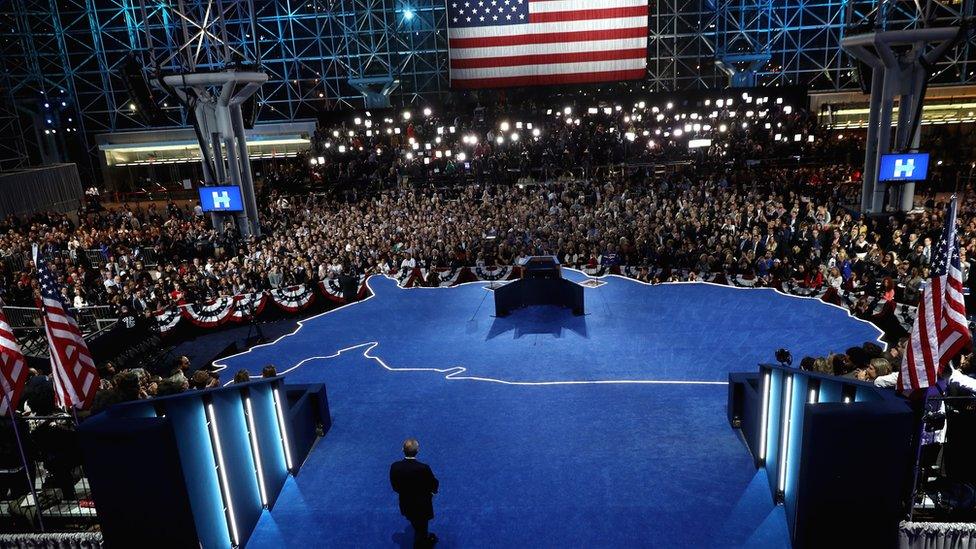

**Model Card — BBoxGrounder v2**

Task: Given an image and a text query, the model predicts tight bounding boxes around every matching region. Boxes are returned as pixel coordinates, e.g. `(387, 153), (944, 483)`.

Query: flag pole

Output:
(1, 394), (46, 532)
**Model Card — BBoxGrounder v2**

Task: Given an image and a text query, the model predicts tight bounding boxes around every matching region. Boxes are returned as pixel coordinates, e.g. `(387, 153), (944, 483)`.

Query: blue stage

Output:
(216, 271), (882, 547)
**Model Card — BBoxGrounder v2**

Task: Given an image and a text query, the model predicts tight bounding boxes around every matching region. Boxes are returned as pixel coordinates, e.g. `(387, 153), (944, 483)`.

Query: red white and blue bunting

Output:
(270, 284), (316, 313)
(152, 266), (917, 336)
(181, 296), (236, 328)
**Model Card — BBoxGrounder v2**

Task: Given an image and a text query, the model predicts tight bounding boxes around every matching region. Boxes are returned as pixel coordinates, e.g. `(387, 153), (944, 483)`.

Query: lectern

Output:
(494, 256), (584, 316)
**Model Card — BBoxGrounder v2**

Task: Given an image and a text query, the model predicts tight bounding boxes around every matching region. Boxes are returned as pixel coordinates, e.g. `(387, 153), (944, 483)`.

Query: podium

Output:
(494, 256), (584, 316)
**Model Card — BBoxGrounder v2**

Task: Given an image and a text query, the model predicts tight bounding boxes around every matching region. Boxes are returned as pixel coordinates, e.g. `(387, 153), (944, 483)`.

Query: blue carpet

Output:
(216, 272), (882, 548)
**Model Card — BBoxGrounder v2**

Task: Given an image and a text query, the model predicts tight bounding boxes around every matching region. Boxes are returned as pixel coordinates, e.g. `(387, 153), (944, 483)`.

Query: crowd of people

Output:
(0, 97), (974, 390)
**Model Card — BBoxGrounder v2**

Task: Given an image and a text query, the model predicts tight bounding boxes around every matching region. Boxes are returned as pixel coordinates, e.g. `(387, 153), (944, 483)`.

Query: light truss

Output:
(1, 0), (975, 180)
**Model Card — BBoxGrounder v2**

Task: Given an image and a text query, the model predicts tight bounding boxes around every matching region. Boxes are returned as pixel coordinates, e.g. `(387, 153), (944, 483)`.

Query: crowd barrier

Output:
(728, 364), (917, 548)
(0, 415), (98, 534)
(149, 265), (919, 343)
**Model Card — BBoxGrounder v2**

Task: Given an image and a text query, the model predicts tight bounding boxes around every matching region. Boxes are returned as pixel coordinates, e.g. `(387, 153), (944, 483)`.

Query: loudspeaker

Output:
(241, 94), (257, 129)
(122, 54), (165, 125)
(855, 59), (873, 94)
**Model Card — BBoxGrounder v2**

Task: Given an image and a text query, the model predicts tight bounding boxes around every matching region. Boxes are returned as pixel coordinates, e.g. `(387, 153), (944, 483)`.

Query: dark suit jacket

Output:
(390, 458), (439, 520)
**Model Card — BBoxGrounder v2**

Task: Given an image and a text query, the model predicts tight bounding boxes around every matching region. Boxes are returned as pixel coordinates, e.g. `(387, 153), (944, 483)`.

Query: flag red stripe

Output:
(450, 47), (645, 69)
(904, 339), (920, 392)
(451, 68), (646, 88)
(528, 5), (647, 23)
(915, 290), (935, 387)
(449, 26), (646, 49)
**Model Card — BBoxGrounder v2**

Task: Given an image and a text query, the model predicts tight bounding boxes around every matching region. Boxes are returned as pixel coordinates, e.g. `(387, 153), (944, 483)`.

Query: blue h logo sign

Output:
(893, 158), (915, 178)
(212, 191), (231, 210)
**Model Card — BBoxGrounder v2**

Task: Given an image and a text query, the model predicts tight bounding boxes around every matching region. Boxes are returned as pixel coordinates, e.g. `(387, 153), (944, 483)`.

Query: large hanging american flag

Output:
(447, 0), (648, 89)
(0, 301), (27, 416)
(899, 196), (972, 393)
(34, 252), (99, 409)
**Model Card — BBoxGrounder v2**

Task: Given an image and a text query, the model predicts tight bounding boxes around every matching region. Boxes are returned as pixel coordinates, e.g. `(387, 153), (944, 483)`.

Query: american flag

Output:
(34, 253), (99, 409)
(447, 0), (648, 89)
(899, 196), (972, 393)
(0, 301), (27, 416)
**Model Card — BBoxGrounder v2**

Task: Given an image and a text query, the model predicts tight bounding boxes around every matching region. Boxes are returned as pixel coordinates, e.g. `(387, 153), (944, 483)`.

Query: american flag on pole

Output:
(0, 301), (27, 416)
(447, 0), (648, 89)
(34, 251), (99, 409)
(899, 196), (972, 393)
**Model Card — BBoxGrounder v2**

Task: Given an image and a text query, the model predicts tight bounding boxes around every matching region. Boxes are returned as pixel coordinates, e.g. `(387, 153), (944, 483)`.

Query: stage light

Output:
(758, 369), (771, 462)
(683, 124), (691, 132)
(206, 402), (240, 546)
(574, 118), (581, 125)
(347, 131), (354, 137)
(272, 386), (294, 471)
(843, 396), (851, 403)
(129, 103), (137, 111)
(500, 121), (510, 132)
(411, 142), (419, 149)
(243, 395), (270, 506)
(656, 114), (664, 122)
(741, 122), (748, 129)
(809, 388), (817, 404)
(44, 129), (50, 135)
(692, 123), (700, 132)
(777, 374), (793, 497)
(44, 102), (50, 108)
(403, 8), (415, 20)
(423, 157), (430, 164)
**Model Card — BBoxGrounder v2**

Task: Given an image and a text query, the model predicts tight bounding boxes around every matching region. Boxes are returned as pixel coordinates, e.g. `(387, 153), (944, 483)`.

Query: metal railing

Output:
(0, 415), (97, 533)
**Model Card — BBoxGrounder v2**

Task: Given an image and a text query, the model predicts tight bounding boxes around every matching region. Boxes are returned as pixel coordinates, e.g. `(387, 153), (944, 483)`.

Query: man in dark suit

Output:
(390, 438), (439, 547)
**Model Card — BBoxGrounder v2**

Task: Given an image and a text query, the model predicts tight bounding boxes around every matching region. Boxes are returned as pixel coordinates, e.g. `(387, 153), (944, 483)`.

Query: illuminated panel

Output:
(272, 386), (295, 470)
(758, 369), (771, 462)
(206, 402), (240, 546)
(244, 395), (270, 506)
(777, 374), (793, 496)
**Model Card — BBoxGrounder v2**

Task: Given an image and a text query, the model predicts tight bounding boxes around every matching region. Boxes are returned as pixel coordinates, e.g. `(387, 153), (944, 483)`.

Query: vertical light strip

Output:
(777, 374), (793, 495)
(244, 395), (269, 506)
(843, 396), (851, 403)
(808, 388), (817, 404)
(758, 370), (771, 462)
(206, 402), (240, 546)
(272, 386), (294, 470)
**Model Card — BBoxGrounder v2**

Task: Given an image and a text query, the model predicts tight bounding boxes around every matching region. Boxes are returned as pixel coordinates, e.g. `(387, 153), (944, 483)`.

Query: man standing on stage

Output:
(390, 438), (439, 547)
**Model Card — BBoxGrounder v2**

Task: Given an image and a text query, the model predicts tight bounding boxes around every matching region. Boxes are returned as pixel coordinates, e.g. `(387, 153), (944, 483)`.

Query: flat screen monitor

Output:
(198, 186), (244, 212)
(879, 153), (930, 182)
